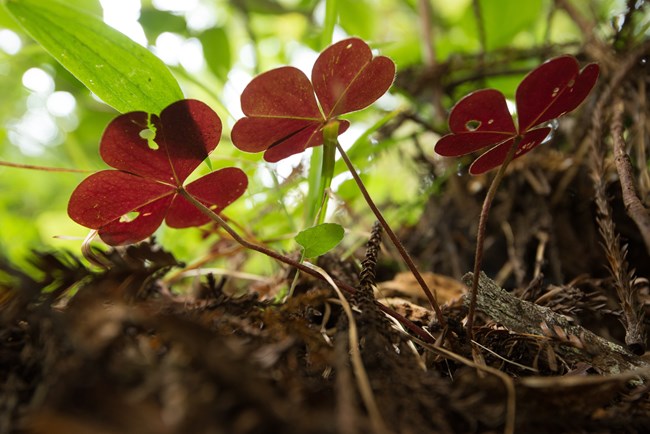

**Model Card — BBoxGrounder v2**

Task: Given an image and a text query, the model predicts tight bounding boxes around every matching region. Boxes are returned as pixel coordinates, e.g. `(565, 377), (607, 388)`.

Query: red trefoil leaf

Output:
(435, 55), (599, 175)
(231, 38), (396, 162)
(68, 99), (248, 245)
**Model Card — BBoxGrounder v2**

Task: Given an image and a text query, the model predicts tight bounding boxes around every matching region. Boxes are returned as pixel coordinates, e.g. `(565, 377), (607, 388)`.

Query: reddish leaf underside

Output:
(165, 168), (248, 228)
(469, 127), (551, 175)
(95, 196), (173, 246)
(239, 67), (322, 119)
(68, 170), (172, 228)
(68, 99), (248, 246)
(231, 37), (395, 162)
(101, 99), (222, 184)
(435, 89), (515, 156)
(262, 121), (350, 163)
(312, 37), (396, 117)
(448, 89), (516, 135)
(516, 56), (600, 132)
(434, 56), (599, 175)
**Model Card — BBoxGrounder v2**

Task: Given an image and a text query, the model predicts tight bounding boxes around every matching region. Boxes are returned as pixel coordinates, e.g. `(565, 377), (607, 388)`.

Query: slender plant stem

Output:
(467, 137), (521, 339)
(179, 188), (323, 281)
(316, 121), (339, 224)
(0, 160), (91, 173)
(177, 188), (436, 343)
(335, 141), (446, 327)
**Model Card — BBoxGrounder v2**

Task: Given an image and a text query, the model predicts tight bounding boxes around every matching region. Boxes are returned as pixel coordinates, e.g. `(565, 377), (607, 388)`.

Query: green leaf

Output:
(339, 0), (375, 40)
(321, 0), (337, 47)
(199, 27), (231, 82)
(4, 0), (183, 114)
(479, 0), (544, 49)
(295, 223), (344, 258)
(139, 8), (188, 43)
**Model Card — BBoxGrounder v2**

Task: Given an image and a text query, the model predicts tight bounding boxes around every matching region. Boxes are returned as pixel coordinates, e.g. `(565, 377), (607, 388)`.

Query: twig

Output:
(463, 272), (650, 374)
(636, 76), (650, 197)
(335, 142), (446, 327)
(611, 97), (650, 255)
(533, 231), (549, 279)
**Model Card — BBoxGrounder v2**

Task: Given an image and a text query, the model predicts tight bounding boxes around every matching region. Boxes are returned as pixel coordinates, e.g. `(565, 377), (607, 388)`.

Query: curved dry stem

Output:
(81, 230), (111, 269)
(335, 141), (446, 327)
(467, 137), (521, 339)
(177, 188), (437, 344)
(304, 262), (390, 434)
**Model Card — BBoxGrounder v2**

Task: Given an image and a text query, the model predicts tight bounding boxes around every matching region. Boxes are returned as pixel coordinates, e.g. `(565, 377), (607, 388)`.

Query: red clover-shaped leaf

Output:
(435, 55), (599, 175)
(67, 99), (248, 246)
(231, 37), (395, 162)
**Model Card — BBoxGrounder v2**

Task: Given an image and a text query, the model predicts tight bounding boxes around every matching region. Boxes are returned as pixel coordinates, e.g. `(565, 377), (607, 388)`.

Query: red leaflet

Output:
(67, 99), (248, 246)
(231, 37), (396, 162)
(435, 56), (599, 175)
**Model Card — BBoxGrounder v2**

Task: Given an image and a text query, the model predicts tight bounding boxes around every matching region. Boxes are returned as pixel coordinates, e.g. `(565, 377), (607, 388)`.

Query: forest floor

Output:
(2, 149), (650, 434)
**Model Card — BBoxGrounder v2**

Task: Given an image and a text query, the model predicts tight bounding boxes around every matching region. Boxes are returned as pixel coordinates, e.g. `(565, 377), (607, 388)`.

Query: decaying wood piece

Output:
(463, 272), (649, 374)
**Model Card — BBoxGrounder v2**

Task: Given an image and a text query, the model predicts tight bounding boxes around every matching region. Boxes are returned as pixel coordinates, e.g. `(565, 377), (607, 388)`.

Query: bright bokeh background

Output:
(0, 0), (634, 271)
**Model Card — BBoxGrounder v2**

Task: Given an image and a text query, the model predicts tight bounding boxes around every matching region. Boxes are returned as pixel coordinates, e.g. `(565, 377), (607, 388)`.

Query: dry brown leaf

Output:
(376, 272), (466, 306)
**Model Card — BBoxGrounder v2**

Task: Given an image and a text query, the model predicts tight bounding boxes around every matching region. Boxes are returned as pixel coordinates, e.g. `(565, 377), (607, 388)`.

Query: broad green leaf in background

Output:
(200, 27), (232, 82)
(339, 0), (376, 40)
(4, 0), (183, 114)
(478, 0), (544, 49)
(295, 223), (344, 258)
(139, 8), (188, 43)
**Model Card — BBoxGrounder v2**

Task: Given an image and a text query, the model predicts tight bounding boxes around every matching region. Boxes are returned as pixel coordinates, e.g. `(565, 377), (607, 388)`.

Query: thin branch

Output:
(463, 271), (649, 373)
(636, 75), (650, 198)
(611, 96), (650, 255)
(335, 141), (446, 327)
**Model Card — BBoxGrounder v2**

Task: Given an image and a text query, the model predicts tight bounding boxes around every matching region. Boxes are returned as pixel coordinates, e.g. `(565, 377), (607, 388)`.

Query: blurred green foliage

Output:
(0, 0), (638, 272)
